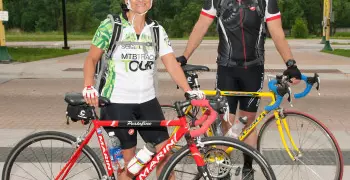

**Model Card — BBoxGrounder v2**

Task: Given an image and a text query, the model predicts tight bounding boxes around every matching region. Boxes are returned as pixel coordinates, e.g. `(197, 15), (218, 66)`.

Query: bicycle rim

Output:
(2, 131), (106, 180)
(159, 136), (276, 180)
(257, 110), (343, 180)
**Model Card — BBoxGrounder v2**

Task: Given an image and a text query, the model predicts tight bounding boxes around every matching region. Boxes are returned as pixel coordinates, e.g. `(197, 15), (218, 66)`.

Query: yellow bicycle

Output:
(162, 64), (343, 180)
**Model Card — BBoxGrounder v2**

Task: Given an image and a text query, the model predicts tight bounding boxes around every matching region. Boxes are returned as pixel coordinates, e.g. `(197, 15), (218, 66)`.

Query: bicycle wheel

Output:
(2, 131), (107, 180)
(159, 136), (276, 180)
(257, 110), (343, 180)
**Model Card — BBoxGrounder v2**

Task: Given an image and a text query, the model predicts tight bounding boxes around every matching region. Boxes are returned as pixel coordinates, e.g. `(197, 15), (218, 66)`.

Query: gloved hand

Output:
(185, 90), (206, 100)
(82, 86), (99, 107)
(283, 60), (301, 84)
(176, 55), (187, 66)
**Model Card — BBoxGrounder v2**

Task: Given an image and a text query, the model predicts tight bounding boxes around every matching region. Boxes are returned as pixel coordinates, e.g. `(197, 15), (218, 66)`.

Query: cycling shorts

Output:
(216, 65), (264, 114)
(101, 98), (169, 149)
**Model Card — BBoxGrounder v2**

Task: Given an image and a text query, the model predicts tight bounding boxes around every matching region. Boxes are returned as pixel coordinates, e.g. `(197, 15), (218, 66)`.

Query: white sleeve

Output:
(201, 0), (217, 19)
(265, 0), (281, 22)
(158, 25), (174, 57)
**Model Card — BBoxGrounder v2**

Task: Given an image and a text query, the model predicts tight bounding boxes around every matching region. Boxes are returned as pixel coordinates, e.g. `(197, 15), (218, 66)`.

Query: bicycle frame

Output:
(55, 115), (208, 180)
(170, 90), (301, 161)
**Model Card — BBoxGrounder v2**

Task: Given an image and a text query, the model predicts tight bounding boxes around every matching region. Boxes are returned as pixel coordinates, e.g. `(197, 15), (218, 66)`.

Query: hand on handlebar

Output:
(185, 90), (206, 100)
(265, 73), (321, 111)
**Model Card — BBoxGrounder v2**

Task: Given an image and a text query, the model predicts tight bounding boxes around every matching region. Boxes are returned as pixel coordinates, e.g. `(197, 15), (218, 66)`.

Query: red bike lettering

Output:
(138, 135), (177, 180)
(98, 135), (112, 171)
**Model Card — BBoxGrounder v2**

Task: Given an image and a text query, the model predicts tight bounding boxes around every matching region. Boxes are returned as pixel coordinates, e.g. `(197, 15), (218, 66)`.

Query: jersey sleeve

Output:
(92, 18), (113, 52)
(265, 0), (281, 22)
(158, 25), (174, 57)
(201, 0), (217, 19)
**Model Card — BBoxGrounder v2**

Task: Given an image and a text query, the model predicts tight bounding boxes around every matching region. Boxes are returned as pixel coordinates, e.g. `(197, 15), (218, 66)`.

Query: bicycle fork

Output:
(275, 109), (302, 161)
(186, 135), (214, 180)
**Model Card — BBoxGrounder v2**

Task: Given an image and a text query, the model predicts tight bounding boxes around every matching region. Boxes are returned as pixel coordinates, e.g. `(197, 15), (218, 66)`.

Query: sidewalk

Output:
(1, 40), (350, 80)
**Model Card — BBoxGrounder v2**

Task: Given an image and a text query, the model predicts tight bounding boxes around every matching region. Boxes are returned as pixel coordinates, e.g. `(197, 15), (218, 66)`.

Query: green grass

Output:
(8, 47), (88, 62)
(170, 36), (219, 40)
(6, 31), (94, 41)
(331, 42), (350, 45)
(322, 49), (350, 58)
(4, 31), (350, 42)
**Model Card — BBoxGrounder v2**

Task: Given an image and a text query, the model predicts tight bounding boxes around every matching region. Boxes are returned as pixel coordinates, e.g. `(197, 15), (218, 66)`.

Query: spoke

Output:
(174, 169), (199, 176)
(39, 141), (53, 178)
(51, 140), (53, 179)
(66, 165), (95, 179)
(300, 122), (315, 148)
(301, 131), (324, 150)
(59, 141), (65, 172)
(18, 152), (49, 178)
(297, 159), (324, 180)
(300, 120), (312, 147)
(28, 146), (51, 179)
(13, 163), (39, 180)
(11, 173), (36, 180)
(69, 154), (87, 174)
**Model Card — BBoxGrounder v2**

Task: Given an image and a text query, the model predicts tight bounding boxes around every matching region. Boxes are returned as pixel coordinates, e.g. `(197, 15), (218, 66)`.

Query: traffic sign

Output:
(0, 11), (8, 21)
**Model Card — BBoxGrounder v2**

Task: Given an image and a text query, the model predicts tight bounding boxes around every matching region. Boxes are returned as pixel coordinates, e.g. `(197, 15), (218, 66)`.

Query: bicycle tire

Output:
(2, 131), (107, 180)
(257, 110), (343, 180)
(159, 136), (276, 180)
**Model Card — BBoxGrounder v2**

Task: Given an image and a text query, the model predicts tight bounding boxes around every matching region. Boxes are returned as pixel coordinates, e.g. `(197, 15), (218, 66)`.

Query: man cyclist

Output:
(83, 0), (203, 179)
(177, 0), (302, 179)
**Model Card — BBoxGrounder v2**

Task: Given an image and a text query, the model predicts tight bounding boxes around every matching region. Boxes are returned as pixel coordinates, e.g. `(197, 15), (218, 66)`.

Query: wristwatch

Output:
(286, 59), (296, 68)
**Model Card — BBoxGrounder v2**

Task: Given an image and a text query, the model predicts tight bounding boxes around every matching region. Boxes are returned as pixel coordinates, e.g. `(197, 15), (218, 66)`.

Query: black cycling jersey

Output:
(202, 0), (281, 67)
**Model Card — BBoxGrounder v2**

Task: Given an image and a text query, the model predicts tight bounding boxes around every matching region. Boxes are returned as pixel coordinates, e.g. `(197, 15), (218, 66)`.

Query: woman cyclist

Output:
(82, 0), (204, 179)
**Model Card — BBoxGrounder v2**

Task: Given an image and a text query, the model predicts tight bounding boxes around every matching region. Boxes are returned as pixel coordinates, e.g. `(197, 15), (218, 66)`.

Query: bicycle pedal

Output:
(235, 166), (241, 176)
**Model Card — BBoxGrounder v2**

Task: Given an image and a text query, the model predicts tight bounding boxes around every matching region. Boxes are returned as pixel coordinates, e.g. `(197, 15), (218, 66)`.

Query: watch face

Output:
(287, 60), (295, 67)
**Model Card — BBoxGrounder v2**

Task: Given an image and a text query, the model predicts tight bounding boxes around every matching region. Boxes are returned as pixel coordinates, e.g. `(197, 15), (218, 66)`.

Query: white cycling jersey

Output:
(92, 12), (173, 104)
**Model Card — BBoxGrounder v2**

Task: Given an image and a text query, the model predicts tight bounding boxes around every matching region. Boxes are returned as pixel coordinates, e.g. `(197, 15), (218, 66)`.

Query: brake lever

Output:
(287, 86), (293, 107)
(316, 74), (321, 95)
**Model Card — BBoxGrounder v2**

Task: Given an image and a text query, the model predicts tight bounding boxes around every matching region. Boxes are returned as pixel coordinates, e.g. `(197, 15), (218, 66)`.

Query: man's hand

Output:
(283, 60), (301, 84)
(82, 86), (99, 107)
(176, 56), (187, 66)
(185, 90), (206, 100)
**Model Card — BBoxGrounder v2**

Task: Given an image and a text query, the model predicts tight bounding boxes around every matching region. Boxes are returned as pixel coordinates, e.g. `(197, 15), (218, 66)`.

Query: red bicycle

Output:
(2, 92), (276, 180)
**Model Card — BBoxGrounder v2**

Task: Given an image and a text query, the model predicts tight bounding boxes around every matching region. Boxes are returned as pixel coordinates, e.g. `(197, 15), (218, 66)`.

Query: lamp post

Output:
(321, 0), (326, 44)
(62, 0), (69, 49)
(323, 0), (333, 51)
(0, 0), (11, 63)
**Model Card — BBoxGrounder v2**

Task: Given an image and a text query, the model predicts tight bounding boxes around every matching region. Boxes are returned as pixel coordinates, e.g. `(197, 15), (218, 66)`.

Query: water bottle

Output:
(108, 132), (125, 172)
(127, 143), (156, 175)
(226, 116), (248, 139)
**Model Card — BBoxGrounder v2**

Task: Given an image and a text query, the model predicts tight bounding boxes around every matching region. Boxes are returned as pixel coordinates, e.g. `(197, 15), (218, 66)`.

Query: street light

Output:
(323, 0), (333, 51)
(62, 0), (69, 50)
(0, 0), (11, 63)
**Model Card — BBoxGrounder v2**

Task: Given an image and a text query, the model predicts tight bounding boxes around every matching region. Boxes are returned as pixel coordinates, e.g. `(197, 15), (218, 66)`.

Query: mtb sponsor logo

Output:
(127, 121), (152, 126)
(122, 60), (154, 72)
(98, 135), (112, 171)
(139, 135), (177, 180)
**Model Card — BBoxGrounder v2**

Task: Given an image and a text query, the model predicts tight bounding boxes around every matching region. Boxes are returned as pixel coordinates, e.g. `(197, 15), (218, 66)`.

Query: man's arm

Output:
(267, 19), (301, 82)
(267, 19), (293, 63)
(183, 15), (214, 60)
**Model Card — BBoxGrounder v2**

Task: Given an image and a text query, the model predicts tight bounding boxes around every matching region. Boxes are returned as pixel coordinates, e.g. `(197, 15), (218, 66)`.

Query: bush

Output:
(291, 18), (309, 38)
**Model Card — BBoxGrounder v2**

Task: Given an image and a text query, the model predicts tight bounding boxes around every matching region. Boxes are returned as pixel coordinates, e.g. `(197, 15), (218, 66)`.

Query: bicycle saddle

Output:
(182, 64), (210, 72)
(64, 92), (110, 107)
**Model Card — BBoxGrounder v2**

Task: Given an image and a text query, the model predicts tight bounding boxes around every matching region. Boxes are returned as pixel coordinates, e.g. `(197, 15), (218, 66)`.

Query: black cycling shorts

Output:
(216, 65), (264, 114)
(100, 98), (169, 149)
